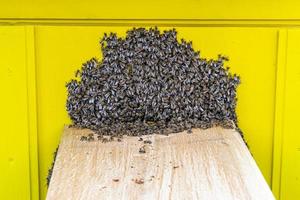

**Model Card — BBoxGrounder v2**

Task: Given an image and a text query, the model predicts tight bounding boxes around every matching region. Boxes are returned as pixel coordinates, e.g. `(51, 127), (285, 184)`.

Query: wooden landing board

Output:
(46, 127), (274, 200)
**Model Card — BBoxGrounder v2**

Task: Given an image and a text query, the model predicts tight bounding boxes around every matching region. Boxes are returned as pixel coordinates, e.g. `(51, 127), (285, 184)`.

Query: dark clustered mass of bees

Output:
(47, 146), (59, 186)
(66, 27), (240, 138)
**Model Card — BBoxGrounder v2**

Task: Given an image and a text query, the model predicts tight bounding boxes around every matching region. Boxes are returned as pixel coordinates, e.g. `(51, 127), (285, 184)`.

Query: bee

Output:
(97, 135), (103, 141)
(87, 136), (94, 142)
(80, 136), (88, 141)
(75, 70), (81, 77)
(139, 146), (146, 154)
(144, 140), (152, 144)
(102, 138), (108, 143)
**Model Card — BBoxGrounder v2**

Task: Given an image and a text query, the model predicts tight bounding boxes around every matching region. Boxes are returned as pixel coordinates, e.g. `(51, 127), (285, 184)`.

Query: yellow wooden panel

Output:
(2, 0), (300, 20)
(0, 27), (31, 200)
(280, 29), (300, 200)
(35, 26), (277, 199)
(272, 29), (288, 200)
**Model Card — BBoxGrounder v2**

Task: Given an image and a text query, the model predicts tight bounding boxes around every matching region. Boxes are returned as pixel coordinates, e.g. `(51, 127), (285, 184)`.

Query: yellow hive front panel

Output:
(279, 29), (300, 200)
(0, 26), (31, 200)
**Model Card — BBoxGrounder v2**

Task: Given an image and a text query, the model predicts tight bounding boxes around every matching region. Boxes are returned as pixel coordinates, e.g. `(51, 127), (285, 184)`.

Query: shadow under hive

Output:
(66, 27), (240, 137)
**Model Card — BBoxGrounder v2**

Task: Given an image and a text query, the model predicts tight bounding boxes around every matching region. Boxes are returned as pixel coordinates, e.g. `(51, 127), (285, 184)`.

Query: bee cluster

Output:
(47, 147), (58, 186)
(66, 27), (240, 137)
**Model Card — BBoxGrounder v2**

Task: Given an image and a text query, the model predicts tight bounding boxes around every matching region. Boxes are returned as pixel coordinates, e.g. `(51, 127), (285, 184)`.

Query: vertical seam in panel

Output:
(278, 30), (289, 200)
(25, 26), (40, 200)
(271, 29), (288, 200)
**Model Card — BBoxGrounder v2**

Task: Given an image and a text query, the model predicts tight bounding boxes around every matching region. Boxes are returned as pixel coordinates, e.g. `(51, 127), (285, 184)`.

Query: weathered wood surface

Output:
(46, 127), (274, 200)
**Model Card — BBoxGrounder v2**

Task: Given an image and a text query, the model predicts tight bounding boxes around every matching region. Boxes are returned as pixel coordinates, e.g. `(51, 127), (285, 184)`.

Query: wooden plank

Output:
(46, 127), (274, 200)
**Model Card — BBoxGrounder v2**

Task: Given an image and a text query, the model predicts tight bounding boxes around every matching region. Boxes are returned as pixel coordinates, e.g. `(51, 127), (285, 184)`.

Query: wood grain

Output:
(46, 127), (274, 200)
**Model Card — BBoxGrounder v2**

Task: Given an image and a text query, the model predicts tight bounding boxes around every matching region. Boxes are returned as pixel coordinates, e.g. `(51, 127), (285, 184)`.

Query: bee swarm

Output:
(66, 27), (240, 137)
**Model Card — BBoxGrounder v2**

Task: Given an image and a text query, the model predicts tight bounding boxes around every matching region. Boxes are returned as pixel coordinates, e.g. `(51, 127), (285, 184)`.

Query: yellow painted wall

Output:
(0, 1), (300, 200)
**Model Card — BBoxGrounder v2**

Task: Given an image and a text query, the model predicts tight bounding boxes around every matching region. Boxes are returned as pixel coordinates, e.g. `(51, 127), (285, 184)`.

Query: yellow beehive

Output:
(0, 1), (300, 200)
